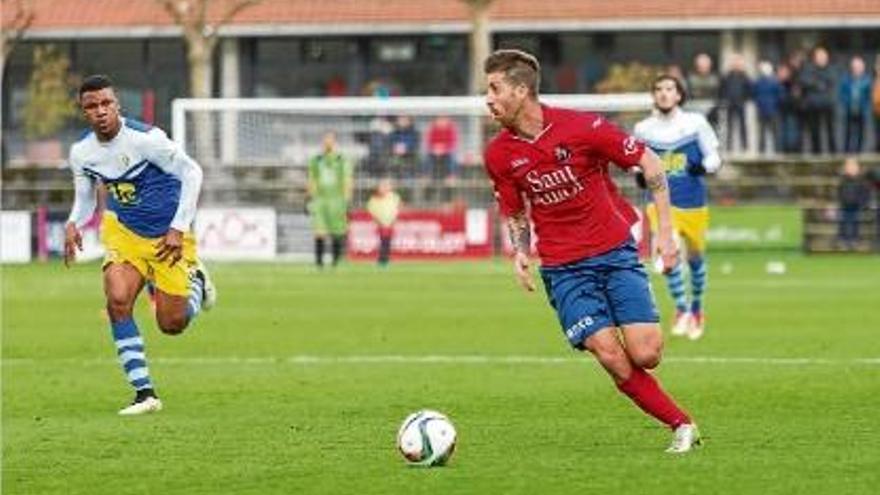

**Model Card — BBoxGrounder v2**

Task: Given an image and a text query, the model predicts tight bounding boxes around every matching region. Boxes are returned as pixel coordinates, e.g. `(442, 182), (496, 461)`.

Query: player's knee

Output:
(593, 343), (629, 370)
(105, 295), (133, 321)
(631, 345), (663, 369)
(157, 314), (188, 335)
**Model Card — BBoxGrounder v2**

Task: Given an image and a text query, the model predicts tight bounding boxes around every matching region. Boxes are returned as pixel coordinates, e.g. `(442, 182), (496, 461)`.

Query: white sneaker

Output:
(118, 396), (163, 416)
(671, 311), (691, 337)
(195, 260), (217, 311)
(666, 423), (701, 453)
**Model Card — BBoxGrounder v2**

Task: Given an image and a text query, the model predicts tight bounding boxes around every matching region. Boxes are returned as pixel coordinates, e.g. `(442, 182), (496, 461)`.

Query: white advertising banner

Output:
(195, 208), (277, 260)
(1, 211), (31, 263)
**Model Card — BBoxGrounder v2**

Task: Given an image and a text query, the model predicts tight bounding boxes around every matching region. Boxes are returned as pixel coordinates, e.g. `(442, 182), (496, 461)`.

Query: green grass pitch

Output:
(3, 253), (879, 494)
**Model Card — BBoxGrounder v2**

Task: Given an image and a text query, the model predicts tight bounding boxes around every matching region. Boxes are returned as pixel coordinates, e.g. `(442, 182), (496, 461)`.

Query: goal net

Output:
(171, 94), (712, 259)
(172, 94), (657, 172)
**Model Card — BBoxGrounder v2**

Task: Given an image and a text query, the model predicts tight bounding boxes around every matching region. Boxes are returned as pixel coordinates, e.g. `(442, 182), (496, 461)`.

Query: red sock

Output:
(616, 367), (691, 430)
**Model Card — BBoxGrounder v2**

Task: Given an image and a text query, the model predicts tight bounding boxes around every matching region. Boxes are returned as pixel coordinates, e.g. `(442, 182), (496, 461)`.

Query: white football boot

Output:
(687, 313), (705, 341)
(194, 260), (217, 311)
(118, 396), (163, 416)
(671, 311), (691, 337)
(666, 423), (701, 453)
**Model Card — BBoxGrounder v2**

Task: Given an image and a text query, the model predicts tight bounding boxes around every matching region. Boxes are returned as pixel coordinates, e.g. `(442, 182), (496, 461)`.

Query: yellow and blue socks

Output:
(664, 261), (689, 313)
(689, 256), (707, 315)
(111, 318), (153, 392)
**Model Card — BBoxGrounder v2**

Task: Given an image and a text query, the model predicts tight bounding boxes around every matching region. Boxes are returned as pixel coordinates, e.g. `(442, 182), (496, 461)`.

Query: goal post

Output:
(171, 93), (656, 168)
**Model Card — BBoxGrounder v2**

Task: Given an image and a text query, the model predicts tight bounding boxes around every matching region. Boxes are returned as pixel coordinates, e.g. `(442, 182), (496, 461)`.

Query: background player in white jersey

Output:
(64, 75), (216, 415)
(634, 75), (721, 340)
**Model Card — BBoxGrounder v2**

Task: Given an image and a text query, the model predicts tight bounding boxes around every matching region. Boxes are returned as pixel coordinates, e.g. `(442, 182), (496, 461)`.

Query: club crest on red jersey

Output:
(554, 145), (572, 164)
(623, 136), (640, 156)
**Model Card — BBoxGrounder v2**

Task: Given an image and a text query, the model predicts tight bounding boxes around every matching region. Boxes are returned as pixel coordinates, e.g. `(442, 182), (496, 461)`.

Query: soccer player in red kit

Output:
(483, 49), (700, 453)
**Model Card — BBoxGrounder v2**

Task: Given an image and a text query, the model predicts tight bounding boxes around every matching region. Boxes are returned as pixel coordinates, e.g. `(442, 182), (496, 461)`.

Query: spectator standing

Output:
(785, 51), (809, 152)
(752, 61), (784, 154)
(872, 55), (880, 153)
(366, 116), (393, 177)
(863, 165), (880, 250)
(719, 55), (752, 152)
(777, 63), (802, 153)
(836, 157), (872, 250)
(389, 115), (420, 180)
(799, 47), (837, 154)
(839, 56), (873, 153)
(687, 53), (721, 125)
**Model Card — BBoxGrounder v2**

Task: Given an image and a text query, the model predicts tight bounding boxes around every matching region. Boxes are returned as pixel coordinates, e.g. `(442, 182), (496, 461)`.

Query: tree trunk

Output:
(187, 38), (217, 164)
(466, 0), (494, 160)
(467, 1), (493, 95)
(187, 39), (213, 98)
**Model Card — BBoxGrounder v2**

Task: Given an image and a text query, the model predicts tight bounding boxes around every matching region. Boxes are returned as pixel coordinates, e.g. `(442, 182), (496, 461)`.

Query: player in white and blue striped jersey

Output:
(634, 75), (721, 340)
(64, 75), (216, 415)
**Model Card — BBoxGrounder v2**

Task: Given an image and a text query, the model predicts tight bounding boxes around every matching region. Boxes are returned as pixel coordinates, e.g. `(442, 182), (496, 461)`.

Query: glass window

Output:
(611, 33), (665, 64)
(252, 37), (360, 97)
(670, 32), (720, 71)
(495, 34), (539, 55)
(305, 39), (357, 63)
(2, 42), (38, 131)
(253, 38), (304, 96)
(74, 41), (142, 87)
(365, 36), (467, 96)
(373, 40), (416, 63)
(145, 40), (187, 131)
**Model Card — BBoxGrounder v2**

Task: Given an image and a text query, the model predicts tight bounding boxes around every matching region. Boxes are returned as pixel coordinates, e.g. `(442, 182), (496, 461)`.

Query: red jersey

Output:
(484, 105), (646, 266)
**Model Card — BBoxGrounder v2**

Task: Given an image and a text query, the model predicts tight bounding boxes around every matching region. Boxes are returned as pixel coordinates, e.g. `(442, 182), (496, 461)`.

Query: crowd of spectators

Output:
(362, 115), (461, 183)
(682, 48), (880, 155)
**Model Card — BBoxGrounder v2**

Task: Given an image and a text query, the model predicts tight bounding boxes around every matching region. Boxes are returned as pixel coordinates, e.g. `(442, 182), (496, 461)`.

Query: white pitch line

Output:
(2, 355), (880, 366)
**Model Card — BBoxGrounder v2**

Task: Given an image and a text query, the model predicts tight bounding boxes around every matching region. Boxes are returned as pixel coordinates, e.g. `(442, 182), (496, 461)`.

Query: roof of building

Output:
(6, 0), (880, 38)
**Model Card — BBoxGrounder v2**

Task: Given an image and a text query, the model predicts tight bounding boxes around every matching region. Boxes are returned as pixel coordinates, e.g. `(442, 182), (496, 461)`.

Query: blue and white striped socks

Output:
(689, 256), (707, 314)
(187, 270), (205, 321)
(664, 261), (689, 313)
(111, 318), (153, 391)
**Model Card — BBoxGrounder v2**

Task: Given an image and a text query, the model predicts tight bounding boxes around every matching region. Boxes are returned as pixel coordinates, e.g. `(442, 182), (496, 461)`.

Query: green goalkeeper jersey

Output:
(308, 151), (352, 201)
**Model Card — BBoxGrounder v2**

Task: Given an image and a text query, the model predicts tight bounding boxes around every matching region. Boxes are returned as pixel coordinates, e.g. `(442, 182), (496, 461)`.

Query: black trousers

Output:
(805, 107), (836, 153)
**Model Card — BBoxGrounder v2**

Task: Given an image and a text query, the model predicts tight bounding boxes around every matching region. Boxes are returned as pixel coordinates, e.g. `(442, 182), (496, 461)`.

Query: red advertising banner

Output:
(348, 208), (493, 260)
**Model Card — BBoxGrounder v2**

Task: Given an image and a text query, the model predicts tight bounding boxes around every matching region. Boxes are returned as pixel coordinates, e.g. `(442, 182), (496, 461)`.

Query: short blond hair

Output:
(484, 49), (541, 97)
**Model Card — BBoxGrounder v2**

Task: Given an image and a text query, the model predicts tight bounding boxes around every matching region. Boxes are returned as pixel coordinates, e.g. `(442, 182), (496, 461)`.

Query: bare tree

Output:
(156, 0), (260, 167)
(155, 0), (261, 98)
(1, 0), (35, 80)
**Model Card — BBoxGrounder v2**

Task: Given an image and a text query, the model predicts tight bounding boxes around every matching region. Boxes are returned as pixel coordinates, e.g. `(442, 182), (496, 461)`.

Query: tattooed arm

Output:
(508, 211), (536, 292)
(639, 149), (678, 273)
(508, 212), (531, 254)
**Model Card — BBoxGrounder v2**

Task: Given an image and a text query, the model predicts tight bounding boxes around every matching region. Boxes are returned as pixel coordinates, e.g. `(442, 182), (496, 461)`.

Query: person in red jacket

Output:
(425, 115), (459, 182)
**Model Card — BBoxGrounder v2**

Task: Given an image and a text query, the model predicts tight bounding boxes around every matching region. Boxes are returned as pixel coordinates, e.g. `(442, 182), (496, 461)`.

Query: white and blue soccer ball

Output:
(396, 410), (457, 467)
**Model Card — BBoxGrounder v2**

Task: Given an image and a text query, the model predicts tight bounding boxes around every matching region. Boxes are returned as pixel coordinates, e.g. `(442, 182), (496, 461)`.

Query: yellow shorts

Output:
(100, 212), (198, 297)
(646, 204), (710, 254)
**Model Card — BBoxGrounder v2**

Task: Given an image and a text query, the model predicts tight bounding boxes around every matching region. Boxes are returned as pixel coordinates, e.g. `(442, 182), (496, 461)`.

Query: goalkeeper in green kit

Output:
(307, 131), (353, 267)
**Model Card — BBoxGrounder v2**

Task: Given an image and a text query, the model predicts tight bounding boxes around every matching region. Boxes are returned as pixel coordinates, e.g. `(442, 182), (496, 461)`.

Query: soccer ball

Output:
(396, 410), (457, 467)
